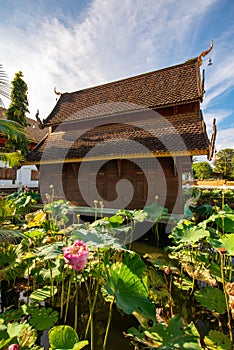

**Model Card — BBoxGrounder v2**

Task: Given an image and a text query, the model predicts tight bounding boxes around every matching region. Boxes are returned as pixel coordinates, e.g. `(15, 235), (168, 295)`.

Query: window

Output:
(31, 170), (39, 181)
(0, 167), (17, 180)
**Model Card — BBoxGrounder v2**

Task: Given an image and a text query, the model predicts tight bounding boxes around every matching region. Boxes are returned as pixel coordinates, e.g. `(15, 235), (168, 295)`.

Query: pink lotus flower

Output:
(63, 240), (88, 271)
(8, 345), (19, 350)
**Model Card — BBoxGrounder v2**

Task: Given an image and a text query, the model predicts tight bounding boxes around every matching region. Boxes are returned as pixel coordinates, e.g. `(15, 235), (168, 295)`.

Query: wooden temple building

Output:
(26, 54), (216, 214)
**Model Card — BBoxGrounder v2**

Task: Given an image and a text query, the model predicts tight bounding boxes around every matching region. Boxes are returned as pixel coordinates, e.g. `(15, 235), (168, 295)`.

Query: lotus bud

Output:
(8, 345), (19, 350)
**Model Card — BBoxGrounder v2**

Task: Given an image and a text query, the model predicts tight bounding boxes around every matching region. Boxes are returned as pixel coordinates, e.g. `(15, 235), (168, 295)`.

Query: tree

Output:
(5, 71), (29, 154)
(6, 71), (29, 126)
(0, 65), (28, 165)
(213, 148), (234, 180)
(192, 161), (213, 180)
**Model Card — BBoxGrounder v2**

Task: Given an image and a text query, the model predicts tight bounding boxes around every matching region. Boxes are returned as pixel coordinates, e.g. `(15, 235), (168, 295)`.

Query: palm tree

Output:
(0, 64), (27, 166)
(0, 64), (11, 105)
(0, 119), (25, 166)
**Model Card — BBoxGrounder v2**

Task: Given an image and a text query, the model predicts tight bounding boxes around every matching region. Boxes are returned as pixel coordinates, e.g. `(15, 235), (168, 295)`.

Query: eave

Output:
(24, 149), (208, 165)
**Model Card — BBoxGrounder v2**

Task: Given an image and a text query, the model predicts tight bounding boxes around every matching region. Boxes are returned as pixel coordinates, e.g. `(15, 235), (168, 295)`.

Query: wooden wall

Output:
(39, 157), (187, 213)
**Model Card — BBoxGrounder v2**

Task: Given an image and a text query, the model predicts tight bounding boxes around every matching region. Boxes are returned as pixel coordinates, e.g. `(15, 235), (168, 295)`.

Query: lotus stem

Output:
(222, 190), (225, 234)
(169, 274), (173, 317)
(85, 250), (101, 343)
(64, 274), (72, 324)
(60, 267), (65, 320)
(84, 275), (94, 350)
(100, 201), (104, 218)
(50, 184), (55, 202)
(85, 278), (100, 339)
(155, 222), (159, 248)
(74, 271), (78, 332)
(94, 200), (98, 221)
(220, 251), (233, 349)
(77, 214), (80, 224)
(27, 265), (30, 304)
(103, 298), (114, 350)
(229, 256), (232, 282)
(222, 190), (225, 210)
(49, 262), (54, 306)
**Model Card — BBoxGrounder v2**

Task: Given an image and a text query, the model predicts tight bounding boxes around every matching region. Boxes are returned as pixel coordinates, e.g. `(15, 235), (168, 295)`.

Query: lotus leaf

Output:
(29, 307), (59, 331)
(25, 209), (47, 228)
(71, 228), (123, 248)
(204, 330), (231, 349)
(108, 214), (124, 226)
(176, 226), (210, 244)
(39, 259), (61, 281)
(30, 285), (57, 302)
(194, 204), (213, 217)
(122, 250), (146, 278)
(215, 214), (234, 233)
(215, 233), (234, 255)
(169, 220), (195, 243)
(73, 341), (89, 349)
(126, 315), (200, 349)
(0, 308), (24, 323)
(24, 228), (46, 239)
(48, 325), (88, 350)
(106, 261), (155, 320)
(37, 242), (64, 259)
(194, 286), (226, 314)
(7, 321), (37, 348)
(173, 276), (194, 291)
(143, 202), (168, 222)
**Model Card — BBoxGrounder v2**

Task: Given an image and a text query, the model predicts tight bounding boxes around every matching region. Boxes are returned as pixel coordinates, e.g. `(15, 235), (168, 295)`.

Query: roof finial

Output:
(35, 109), (43, 129)
(198, 40), (213, 66)
(208, 118), (217, 161)
(54, 87), (61, 96)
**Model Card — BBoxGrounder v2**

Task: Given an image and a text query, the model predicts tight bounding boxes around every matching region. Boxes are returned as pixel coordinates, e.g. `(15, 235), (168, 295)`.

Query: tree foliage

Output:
(192, 161), (213, 180)
(0, 66), (29, 164)
(0, 119), (26, 166)
(6, 71), (29, 127)
(5, 71), (29, 155)
(213, 148), (234, 180)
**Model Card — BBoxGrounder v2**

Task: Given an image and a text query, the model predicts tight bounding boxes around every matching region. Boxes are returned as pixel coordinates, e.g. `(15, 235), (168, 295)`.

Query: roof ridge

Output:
(43, 57), (201, 127)
(62, 58), (199, 97)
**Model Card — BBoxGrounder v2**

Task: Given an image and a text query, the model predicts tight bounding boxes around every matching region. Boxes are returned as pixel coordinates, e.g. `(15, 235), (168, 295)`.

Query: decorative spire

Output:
(54, 87), (61, 96)
(208, 118), (217, 160)
(198, 40), (213, 66)
(35, 109), (43, 129)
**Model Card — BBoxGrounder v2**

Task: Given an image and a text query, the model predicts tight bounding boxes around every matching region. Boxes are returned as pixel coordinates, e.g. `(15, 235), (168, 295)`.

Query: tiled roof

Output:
(26, 110), (210, 163)
(42, 58), (202, 127)
(0, 107), (47, 143)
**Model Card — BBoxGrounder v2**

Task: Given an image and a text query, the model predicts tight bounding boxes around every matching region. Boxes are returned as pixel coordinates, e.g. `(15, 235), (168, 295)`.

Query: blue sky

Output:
(0, 0), (234, 156)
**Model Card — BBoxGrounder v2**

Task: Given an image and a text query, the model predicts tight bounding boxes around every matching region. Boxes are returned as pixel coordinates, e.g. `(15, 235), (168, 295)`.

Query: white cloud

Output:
(1, 0), (233, 156)
(202, 30), (234, 109)
(215, 128), (234, 151)
(202, 109), (232, 135)
(0, 0), (218, 120)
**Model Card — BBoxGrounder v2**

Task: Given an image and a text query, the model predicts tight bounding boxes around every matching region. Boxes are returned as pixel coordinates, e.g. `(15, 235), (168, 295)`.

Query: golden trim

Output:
(24, 149), (208, 165)
(198, 40), (213, 66)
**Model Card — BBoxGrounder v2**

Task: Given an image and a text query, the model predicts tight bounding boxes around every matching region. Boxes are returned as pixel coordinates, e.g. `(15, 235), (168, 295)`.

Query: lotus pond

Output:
(0, 189), (234, 349)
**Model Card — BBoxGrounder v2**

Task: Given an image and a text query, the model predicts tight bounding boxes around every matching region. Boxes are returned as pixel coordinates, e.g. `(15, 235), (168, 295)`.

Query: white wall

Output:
(0, 162), (39, 191)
